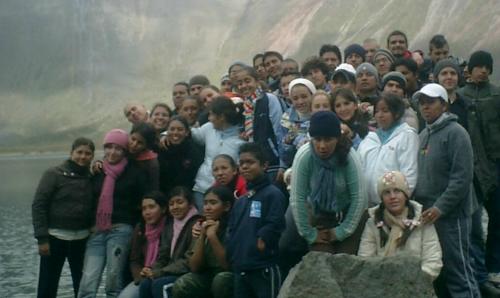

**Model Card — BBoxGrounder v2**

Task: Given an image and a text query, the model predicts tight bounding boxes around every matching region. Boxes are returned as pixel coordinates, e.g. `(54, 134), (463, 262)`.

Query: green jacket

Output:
(458, 81), (499, 200)
(290, 145), (367, 244)
(458, 81), (500, 161)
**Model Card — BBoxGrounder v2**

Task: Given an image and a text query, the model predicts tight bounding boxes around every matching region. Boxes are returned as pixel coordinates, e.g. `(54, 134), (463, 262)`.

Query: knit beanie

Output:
(433, 58), (462, 84)
(356, 62), (379, 82)
(373, 49), (395, 65)
(309, 111), (341, 138)
(189, 75), (210, 87)
(377, 171), (410, 199)
(467, 50), (493, 74)
(289, 78), (317, 95)
(382, 71), (407, 89)
(103, 129), (129, 150)
(344, 44), (366, 61)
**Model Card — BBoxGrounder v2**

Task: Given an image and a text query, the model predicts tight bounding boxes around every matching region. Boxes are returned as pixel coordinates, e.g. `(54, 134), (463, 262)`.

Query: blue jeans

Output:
(117, 282), (139, 298)
(78, 224), (133, 298)
(193, 191), (204, 212)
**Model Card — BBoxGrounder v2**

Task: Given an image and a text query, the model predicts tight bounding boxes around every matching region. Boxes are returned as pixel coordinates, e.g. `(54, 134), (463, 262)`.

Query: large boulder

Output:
(279, 252), (436, 298)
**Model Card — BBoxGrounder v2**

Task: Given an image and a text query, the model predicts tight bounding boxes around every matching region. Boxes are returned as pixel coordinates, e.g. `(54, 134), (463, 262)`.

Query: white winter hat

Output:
(289, 78), (317, 95)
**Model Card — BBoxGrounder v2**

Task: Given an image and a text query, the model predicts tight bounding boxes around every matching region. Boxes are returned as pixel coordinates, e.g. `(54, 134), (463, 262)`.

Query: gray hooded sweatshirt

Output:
(414, 113), (478, 218)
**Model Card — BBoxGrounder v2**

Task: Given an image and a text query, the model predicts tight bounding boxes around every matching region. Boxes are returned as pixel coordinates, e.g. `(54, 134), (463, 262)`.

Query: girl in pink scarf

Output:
(80, 128), (139, 298)
(121, 191), (169, 297)
(96, 129), (130, 231)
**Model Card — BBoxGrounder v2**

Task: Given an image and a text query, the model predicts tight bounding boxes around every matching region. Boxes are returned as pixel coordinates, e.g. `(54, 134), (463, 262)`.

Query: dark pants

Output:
(278, 207), (309, 278)
(485, 162), (500, 273)
(37, 236), (87, 298)
(469, 205), (488, 285)
(139, 275), (178, 298)
(433, 216), (480, 298)
(234, 265), (281, 298)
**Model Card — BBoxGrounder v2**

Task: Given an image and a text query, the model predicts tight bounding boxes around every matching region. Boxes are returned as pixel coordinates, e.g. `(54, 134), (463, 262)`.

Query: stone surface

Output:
(279, 252), (436, 298)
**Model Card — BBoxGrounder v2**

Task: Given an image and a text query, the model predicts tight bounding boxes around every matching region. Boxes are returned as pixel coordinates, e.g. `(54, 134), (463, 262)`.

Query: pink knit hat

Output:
(103, 129), (129, 150)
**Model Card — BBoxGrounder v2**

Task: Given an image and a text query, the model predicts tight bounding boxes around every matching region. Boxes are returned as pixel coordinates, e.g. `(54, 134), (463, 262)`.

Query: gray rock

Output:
(279, 252), (436, 298)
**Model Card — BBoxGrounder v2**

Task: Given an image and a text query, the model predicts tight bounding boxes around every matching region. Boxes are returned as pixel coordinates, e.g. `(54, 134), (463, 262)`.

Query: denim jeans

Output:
(78, 224), (133, 298)
(117, 282), (139, 298)
(193, 191), (204, 212)
(37, 236), (87, 298)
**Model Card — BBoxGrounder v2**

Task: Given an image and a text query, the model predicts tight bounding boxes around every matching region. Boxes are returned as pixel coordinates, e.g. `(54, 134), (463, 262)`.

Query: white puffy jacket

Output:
(357, 122), (419, 206)
(358, 200), (443, 278)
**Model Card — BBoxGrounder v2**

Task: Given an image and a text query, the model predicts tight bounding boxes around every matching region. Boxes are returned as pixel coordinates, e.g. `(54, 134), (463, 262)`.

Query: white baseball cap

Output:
(412, 83), (448, 102)
(335, 63), (356, 75)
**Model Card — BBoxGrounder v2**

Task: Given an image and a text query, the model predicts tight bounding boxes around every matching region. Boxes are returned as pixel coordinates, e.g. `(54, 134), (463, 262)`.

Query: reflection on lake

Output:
(0, 153), (99, 297)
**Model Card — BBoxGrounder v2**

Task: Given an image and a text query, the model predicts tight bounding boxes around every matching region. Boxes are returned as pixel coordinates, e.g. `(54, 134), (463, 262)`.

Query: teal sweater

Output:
(290, 145), (367, 244)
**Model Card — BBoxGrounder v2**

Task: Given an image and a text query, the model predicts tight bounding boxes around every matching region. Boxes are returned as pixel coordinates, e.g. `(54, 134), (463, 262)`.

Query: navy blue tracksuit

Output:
(226, 176), (286, 298)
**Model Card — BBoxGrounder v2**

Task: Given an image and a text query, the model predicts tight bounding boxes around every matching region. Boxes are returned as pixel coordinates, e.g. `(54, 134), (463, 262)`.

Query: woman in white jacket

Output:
(357, 93), (418, 206)
(358, 171), (442, 279)
(191, 96), (245, 210)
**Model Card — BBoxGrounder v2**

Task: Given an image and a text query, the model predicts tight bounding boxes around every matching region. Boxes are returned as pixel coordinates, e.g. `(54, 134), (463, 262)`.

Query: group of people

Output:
(32, 29), (500, 298)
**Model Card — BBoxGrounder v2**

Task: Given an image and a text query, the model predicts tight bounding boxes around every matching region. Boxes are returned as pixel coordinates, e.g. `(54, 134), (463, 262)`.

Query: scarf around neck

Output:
(136, 149), (158, 161)
(95, 158), (128, 231)
(144, 215), (167, 267)
(308, 142), (337, 214)
(171, 206), (198, 256)
(243, 88), (264, 140)
(376, 121), (402, 145)
(382, 207), (408, 256)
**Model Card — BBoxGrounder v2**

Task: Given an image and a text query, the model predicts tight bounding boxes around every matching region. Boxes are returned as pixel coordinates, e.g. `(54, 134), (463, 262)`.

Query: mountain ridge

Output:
(1, 0), (499, 151)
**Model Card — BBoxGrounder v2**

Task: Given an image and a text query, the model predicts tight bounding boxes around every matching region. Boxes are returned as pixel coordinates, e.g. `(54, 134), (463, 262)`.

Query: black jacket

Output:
(151, 214), (202, 277)
(253, 93), (280, 169)
(92, 160), (147, 226)
(158, 139), (204, 195)
(32, 160), (94, 244)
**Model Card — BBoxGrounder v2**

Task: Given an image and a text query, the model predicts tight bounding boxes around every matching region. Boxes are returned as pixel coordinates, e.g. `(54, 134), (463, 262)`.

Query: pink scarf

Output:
(171, 206), (198, 256)
(95, 158), (128, 231)
(136, 150), (158, 161)
(144, 216), (167, 267)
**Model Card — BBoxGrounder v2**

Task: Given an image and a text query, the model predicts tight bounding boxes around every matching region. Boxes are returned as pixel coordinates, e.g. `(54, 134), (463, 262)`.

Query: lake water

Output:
(0, 153), (104, 298)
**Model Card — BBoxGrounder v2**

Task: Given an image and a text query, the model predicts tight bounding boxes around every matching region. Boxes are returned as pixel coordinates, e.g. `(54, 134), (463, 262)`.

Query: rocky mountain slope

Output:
(1, 0), (499, 151)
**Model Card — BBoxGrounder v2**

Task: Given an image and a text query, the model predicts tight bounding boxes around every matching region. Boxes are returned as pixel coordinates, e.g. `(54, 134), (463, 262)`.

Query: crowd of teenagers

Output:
(32, 30), (500, 298)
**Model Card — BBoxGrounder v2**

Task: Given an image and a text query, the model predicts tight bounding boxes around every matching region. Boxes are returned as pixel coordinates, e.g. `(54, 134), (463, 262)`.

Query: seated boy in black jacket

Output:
(226, 143), (286, 298)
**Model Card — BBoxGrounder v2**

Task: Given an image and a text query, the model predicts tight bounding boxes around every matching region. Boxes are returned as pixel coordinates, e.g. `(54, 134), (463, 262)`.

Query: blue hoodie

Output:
(226, 176), (286, 272)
